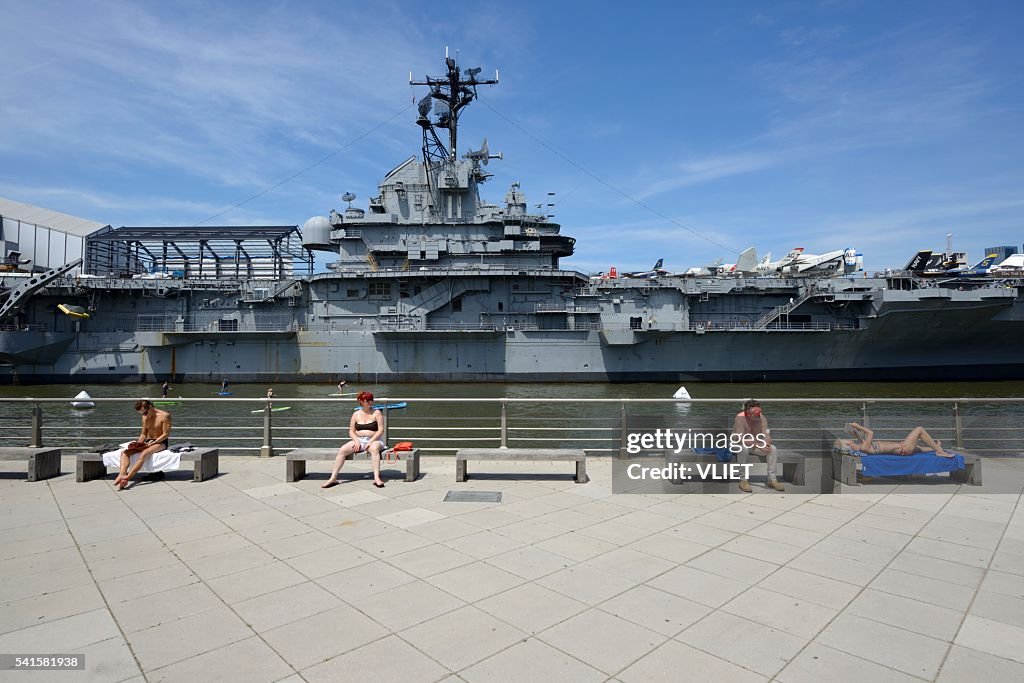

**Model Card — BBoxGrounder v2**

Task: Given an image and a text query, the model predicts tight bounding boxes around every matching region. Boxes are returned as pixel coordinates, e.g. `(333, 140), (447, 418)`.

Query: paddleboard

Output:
(154, 401), (180, 406)
(217, 391), (232, 396)
(354, 402), (408, 410)
(328, 392), (358, 397)
(250, 406), (292, 413)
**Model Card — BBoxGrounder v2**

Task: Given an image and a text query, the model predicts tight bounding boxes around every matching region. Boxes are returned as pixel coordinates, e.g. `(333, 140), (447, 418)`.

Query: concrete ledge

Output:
(284, 447), (420, 482)
(455, 448), (588, 483)
(0, 447), (61, 481)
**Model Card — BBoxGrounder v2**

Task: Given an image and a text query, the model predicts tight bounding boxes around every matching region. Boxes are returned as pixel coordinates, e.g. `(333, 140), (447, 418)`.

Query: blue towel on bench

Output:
(693, 447), (735, 463)
(857, 451), (965, 478)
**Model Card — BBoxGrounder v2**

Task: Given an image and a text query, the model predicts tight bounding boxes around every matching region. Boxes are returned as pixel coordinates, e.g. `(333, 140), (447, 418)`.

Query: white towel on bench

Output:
(101, 441), (181, 472)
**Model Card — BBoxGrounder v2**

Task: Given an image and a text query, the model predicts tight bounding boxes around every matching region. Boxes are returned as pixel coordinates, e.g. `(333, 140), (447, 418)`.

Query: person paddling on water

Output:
(161, 381), (171, 398)
(221, 378), (229, 394)
(266, 387), (274, 409)
(337, 379), (347, 393)
(322, 391), (386, 489)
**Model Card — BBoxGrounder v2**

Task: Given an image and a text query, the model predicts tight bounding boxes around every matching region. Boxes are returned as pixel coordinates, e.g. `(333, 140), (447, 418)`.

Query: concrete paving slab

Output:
(1, 455), (1022, 681)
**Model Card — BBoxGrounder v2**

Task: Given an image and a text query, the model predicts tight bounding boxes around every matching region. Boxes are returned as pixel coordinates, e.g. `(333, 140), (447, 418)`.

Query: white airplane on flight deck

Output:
(780, 248), (860, 275)
(715, 247), (759, 275)
(681, 258), (723, 277)
(755, 248), (805, 274)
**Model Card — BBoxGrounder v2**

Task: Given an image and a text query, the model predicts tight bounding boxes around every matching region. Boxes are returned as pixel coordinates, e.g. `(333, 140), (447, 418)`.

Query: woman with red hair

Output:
(322, 391), (386, 488)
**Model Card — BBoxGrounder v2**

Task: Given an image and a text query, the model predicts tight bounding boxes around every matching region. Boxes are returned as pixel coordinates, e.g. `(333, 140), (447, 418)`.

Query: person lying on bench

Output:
(322, 391), (386, 489)
(115, 399), (172, 490)
(837, 422), (954, 457)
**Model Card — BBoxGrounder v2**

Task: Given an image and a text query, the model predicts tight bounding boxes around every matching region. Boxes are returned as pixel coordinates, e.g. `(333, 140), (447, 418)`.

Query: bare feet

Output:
(935, 440), (954, 457)
(117, 478), (130, 491)
(321, 480), (339, 489)
(114, 474), (125, 486)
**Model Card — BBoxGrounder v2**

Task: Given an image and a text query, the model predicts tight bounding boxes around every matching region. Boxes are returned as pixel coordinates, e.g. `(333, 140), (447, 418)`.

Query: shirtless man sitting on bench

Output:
(115, 399), (172, 490)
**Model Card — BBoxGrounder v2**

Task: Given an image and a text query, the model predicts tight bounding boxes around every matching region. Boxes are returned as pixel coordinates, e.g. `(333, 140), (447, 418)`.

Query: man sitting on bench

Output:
(115, 400), (172, 490)
(733, 399), (784, 493)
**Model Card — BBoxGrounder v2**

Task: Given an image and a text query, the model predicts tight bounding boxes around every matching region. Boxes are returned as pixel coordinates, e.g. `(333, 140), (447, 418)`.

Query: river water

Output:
(2, 381), (1021, 455)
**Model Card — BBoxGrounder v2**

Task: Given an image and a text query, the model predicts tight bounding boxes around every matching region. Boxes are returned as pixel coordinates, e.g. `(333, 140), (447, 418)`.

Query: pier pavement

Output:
(2, 456), (1024, 682)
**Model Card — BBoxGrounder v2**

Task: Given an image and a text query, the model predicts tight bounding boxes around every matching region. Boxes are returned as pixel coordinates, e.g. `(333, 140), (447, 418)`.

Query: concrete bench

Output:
(455, 448), (588, 484)
(831, 450), (982, 486)
(284, 447), (421, 483)
(76, 448), (219, 483)
(0, 447), (62, 482)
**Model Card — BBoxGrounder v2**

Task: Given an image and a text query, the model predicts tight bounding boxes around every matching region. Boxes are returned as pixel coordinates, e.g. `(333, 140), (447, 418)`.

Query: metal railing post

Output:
(500, 400), (508, 448)
(953, 401), (964, 449)
(383, 402), (390, 444)
(618, 400), (627, 459)
(259, 400), (274, 457)
(29, 403), (43, 448)
(861, 402), (870, 428)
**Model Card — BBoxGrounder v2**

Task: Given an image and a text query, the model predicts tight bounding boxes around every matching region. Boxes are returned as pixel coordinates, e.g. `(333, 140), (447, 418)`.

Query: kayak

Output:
(329, 392), (358, 397)
(154, 401), (180, 406)
(250, 406), (292, 413)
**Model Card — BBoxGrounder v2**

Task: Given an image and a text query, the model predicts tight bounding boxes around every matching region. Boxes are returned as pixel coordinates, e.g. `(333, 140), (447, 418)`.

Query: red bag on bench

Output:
(385, 442), (413, 464)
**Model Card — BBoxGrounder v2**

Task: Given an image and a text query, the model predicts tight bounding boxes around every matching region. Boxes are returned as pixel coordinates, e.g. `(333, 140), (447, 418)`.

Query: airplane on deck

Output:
(622, 258), (669, 279)
(777, 248), (860, 276)
(756, 248), (805, 274)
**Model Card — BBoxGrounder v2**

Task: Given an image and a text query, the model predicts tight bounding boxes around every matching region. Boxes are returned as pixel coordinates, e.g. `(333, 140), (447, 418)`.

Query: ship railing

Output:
(1, 397), (1022, 459)
(0, 323), (48, 332)
(135, 313), (298, 332)
(685, 321), (847, 332)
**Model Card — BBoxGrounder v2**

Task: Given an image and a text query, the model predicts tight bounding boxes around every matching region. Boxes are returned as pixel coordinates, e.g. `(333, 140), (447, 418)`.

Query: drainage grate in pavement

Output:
(444, 490), (502, 503)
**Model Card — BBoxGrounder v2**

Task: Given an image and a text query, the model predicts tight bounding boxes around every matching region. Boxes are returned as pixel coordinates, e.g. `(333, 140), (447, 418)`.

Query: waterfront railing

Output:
(0, 397), (1020, 458)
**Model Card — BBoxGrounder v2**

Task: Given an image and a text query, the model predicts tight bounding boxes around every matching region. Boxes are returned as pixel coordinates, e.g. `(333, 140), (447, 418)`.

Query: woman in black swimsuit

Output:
(322, 391), (386, 488)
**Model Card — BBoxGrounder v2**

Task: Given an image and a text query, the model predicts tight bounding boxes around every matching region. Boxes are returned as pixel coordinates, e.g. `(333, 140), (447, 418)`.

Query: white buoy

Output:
(70, 390), (95, 409)
(672, 386), (691, 400)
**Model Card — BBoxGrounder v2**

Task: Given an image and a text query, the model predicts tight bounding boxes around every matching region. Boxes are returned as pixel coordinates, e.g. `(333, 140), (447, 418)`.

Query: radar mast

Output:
(411, 51), (498, 216)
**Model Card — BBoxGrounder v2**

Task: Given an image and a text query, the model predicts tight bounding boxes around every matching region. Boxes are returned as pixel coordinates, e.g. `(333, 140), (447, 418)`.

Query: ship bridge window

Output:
(218, 319), (239, 332)
(629, 317), (643, 330)
(368, 281), (391, 298)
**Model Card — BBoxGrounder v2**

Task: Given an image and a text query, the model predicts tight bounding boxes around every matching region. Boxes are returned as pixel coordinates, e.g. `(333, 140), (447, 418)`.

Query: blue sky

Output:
(2, 0), (1022, 272)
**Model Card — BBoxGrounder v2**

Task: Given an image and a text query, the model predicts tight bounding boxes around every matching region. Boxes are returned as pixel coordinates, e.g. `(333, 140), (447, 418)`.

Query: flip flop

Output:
(373, 482), (385, 489)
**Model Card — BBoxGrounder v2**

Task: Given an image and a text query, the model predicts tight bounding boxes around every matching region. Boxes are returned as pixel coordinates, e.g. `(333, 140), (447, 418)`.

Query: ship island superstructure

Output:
(1, 55), (1023, 383)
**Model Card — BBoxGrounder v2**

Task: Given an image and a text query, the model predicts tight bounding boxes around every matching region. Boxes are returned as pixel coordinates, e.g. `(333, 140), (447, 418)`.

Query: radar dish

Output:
(417, 95), (432, 117)
(342, 192), (356, 205)
(464, 67), (481, 78)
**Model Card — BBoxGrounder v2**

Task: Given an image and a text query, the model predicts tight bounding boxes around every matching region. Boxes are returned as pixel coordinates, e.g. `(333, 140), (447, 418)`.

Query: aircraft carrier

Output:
(1, 55), (1023, 384)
